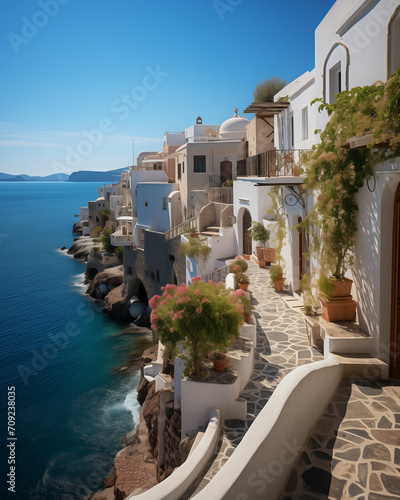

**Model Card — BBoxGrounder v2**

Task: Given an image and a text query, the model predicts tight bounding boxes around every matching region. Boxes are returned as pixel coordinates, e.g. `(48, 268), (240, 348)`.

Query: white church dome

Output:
(219, 108), (249, 140)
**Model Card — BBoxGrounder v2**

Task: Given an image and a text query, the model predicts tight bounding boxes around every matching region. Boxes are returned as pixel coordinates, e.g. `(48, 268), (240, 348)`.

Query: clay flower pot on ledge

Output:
(273, 278), (285, 292)
(319, 297), (357, 322)
(212, 352), (227, 372)
(241, 254), (250, 260)
(238, 283), (249, 292)
(263, 248), (276, 263)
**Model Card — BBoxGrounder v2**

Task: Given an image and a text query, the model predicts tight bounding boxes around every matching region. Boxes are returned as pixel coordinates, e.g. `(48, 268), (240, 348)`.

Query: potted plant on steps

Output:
(249, 221), (274, 267)
(237, 273), (250, 292)
(211, 351), (228, 372)
(270, 264), (285, 292)
(232, 288), (254, 323)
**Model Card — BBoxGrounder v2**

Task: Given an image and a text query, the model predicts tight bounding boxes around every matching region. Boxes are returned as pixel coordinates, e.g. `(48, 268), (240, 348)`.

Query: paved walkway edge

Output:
(192, 357), (342, 500)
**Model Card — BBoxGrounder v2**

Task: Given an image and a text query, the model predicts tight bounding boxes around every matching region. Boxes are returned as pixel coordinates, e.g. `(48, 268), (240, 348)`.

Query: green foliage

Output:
(223, 179), (233, 187)
(252, 75), (289, 102)
(93, 238), (102, 243)
(267, 187), (287, 267)
(115, 246), (124, 262)
(101, 208), (110, 217)
(101, 228), (116, 254)
(181, 237), (211, 263)
(93, 246), (100, 255)
(229, 258), (248, 275)
(298, 273), (319, 313)
(92, 226), (102, 237)
(150, 279), (244, 377)
(237, 274), (250, 285)
(249, 221), (270, 247)
(300, 70), (400, 285)
(232, 288), (253, 316)
(270, 264), (283, 283)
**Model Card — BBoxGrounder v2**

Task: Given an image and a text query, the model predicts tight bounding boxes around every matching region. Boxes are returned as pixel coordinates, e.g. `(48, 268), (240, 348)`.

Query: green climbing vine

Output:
(299, 69), (400, 288)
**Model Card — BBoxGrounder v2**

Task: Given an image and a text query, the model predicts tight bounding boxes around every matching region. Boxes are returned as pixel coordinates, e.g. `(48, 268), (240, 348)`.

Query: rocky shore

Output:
(91, 345), (192, 500)
(67, 236), (134, 322)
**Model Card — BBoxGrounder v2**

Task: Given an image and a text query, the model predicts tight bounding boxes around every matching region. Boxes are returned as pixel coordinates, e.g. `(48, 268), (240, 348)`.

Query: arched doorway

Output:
(390, 182), (400, 377)
(242, 209), (252, 256)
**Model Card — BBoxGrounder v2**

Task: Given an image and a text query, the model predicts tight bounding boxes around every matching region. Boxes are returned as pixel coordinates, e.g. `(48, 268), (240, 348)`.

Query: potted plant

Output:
(149, 278), (244, 378)
(296, 73), (400, 321)
(211, 351), (228, 372)
(237, 273), (250, 291)
(249, 221), (274, 265)
(229, 258), (248, 276)
(232, 288), (254, 322)
(270, 264), (285, 292)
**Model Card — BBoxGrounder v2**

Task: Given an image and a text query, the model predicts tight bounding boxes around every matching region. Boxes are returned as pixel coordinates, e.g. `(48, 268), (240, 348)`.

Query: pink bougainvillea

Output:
(149, 278), (244, 377)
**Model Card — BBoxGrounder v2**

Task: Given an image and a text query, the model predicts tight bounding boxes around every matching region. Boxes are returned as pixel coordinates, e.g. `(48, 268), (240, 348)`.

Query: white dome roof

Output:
(219, 108), (249, 140)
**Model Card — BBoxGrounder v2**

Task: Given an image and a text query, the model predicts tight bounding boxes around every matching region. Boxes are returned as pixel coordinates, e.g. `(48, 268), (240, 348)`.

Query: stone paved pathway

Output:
(282, 379), (400, 499)
(182, 259), (323, 498)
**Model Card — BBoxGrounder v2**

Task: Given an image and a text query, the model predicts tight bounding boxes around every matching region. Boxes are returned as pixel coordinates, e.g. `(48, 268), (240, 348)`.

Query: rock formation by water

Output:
(68, 236), (96, 260)
(92, 345), (190, 499)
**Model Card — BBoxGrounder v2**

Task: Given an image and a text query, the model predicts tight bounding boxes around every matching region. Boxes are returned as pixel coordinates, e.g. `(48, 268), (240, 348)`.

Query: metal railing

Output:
(202, 264), (229, 283)
(237, 149), (311, 178)
(164, 216), (199, 241)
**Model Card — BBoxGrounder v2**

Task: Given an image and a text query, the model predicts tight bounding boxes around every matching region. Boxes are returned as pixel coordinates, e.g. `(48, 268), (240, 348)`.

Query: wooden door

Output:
(243, 209), (252, 255)
(390, 183), (400, 377)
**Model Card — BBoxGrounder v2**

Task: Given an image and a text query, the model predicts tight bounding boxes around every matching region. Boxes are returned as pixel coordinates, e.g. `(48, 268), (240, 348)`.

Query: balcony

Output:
(110, 228), (133, 247)
(237, 149), (310, 178)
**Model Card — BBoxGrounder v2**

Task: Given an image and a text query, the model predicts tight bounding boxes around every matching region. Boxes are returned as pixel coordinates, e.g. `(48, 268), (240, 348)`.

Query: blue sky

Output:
(0, 0), (336, 176)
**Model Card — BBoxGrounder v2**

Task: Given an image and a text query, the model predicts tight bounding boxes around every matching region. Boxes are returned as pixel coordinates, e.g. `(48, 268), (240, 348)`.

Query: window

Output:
(302, 107), (308, 141)
(390, 8), (400, 75)
(178, 163), (181, 179)
(162, 197), (167, 210)
(194, 155), (206, 173)
(145, 201), (148, 207)
(182, 161), (185, 174)
(329, 62), (342, 103)
(289, 113), (294, 148)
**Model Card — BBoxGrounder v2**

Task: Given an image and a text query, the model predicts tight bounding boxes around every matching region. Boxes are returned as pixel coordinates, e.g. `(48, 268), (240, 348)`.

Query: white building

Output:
(271, 0), (400, 376)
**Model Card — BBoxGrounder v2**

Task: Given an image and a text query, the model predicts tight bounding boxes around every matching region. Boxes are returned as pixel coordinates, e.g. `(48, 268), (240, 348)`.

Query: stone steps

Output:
(320, 318), (375, 356)
(331, 353), (389, 379)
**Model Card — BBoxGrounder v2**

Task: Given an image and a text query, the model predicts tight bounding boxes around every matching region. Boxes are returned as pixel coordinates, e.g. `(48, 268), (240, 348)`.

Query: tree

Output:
(252, 75), (288, 102)
(101, 228), (116, 254)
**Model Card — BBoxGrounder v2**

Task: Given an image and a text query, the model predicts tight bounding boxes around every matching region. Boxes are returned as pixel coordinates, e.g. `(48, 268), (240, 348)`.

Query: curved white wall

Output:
(127, 409), (221, 500)
(193, 357), (342, 500)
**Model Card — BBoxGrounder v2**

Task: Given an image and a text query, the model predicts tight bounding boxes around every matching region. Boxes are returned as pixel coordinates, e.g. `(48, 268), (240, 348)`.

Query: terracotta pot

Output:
(258, 259), (266, 268)
(238, 283), (249, 292)
(244, 314), (251, 323)
(263, 248), (276, 262)
(256, 246), (264, 260)
(292, 166), (299, 176)
(213, 358), (226, 372)
(242, 254), (250, 260)
(274, 278), (285, 292)
(329, 278), (353, 298)
(319, 297), (357, 322)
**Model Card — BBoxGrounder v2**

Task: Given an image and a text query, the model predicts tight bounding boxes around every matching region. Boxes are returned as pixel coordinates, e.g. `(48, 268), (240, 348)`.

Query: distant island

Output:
(0, 167), (127, 183)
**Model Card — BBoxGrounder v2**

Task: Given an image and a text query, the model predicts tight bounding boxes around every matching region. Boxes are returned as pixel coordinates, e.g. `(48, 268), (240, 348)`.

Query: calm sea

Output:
(0, 182), (142, 500)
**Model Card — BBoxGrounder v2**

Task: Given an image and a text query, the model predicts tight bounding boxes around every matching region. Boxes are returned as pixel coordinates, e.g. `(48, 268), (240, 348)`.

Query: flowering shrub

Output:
(237, 274), (250, 285)
(149, 278), (244, 377)
(232, 288), (253, 316)
(229, 259), (248, 275)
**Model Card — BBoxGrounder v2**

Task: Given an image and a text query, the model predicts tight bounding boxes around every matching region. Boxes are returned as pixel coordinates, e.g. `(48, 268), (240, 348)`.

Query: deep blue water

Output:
(0, 182), (143, 499)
